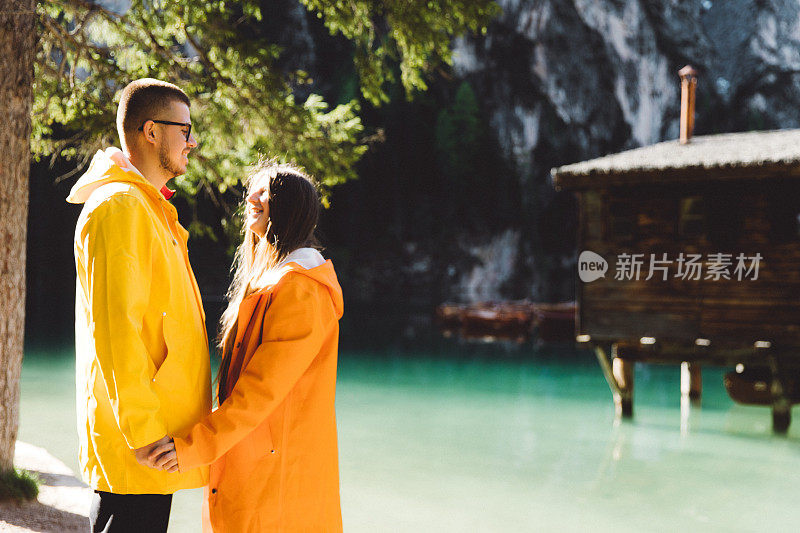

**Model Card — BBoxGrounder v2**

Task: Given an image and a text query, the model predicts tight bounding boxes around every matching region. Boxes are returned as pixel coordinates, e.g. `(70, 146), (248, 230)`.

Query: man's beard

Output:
(158, 142), (184, 177)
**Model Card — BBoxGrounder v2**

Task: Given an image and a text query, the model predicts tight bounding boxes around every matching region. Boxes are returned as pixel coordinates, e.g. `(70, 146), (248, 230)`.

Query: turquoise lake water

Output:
(18, 342), (800, 532)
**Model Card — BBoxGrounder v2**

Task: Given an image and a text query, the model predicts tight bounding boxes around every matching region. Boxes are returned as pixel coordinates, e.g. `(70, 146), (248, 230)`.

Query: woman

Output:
(148, 161), (344, 532)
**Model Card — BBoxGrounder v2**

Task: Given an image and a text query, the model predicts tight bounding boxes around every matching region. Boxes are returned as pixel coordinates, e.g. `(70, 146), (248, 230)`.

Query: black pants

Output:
(89, 491), (173, 533)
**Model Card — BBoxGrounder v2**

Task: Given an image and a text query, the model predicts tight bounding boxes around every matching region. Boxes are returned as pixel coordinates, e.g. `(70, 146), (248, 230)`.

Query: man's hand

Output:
(150, 438), (179, 473)
(134, 436), (179, 473)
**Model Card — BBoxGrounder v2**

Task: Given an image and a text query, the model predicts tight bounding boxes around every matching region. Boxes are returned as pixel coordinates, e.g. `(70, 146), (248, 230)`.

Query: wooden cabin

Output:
(552, 128), (800, 432)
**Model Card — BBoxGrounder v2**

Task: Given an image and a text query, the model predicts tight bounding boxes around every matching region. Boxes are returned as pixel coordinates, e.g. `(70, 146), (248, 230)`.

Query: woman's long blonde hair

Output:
(217, 159), (321, 357)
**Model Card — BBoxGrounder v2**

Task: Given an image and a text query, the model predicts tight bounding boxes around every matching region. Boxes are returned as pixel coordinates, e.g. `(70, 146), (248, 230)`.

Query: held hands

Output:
(134, 435), (180, 473)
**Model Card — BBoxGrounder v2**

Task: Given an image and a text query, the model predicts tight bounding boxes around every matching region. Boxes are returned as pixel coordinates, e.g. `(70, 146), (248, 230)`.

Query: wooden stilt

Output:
(612, 353), (634, 418)
(772, 403), (791, 434)
(767, 350), (791, 434)
(595, 344), (632, 418)
(680, 362), (702, 404)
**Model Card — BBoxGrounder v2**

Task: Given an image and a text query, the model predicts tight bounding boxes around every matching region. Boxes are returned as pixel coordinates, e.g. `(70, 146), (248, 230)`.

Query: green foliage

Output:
(34, 0), (499, 229)
(300, 0), (500, 105)
(435, 81), (481, 180)
(434, 81), (519, 231)
(35, 0), (365, 210)
(0, 468), (40, 502)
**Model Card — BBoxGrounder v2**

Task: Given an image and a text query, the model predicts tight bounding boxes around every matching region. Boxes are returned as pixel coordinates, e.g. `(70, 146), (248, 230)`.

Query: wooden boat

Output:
(435, 303), (467, 329)
(462, 303), (534, 333)
(435, 301), (576, 342)
(724, 366), (800, 406)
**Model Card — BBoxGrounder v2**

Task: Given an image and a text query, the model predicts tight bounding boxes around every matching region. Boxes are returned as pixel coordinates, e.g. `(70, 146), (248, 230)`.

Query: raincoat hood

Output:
(67, 147), (174, 204)
(278, 248), (344, 319)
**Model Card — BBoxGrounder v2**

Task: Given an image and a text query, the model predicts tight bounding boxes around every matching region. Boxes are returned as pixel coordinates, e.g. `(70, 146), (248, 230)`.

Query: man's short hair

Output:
(116, 78), (190, 151)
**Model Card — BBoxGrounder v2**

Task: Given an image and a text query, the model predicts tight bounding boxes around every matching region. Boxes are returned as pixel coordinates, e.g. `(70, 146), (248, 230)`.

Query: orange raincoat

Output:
(174, 249), (344, 532)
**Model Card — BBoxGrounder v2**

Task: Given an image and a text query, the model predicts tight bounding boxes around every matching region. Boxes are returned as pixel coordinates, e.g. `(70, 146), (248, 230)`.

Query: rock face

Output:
(444, 0), (800, 302)
(455, 229), (521, 302)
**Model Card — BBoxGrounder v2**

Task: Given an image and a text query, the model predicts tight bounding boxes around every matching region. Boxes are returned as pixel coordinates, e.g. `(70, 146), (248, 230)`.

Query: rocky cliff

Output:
(446, 0), (800, 303)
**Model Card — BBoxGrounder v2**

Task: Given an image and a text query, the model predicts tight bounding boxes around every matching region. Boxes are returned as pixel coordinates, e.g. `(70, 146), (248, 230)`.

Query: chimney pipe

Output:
(679, 65), (698, 144)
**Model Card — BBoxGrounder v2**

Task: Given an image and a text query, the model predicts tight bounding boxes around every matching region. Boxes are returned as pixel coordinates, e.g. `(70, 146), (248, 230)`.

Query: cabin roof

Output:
(552, 129), (800, 190)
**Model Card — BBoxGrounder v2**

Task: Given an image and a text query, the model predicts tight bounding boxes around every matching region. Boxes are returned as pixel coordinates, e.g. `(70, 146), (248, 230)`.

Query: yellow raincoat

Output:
(174, 249), (344, 532)
(69, 147), (211, 494)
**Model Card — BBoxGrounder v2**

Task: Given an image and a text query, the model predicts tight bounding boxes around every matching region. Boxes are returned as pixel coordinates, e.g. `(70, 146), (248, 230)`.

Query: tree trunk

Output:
(0, 0), (36, 472)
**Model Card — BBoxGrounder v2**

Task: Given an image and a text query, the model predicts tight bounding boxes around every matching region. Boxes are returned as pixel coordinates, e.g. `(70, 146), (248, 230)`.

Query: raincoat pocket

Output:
(152, 315), (192, 433)
(154, 315), (188, 381)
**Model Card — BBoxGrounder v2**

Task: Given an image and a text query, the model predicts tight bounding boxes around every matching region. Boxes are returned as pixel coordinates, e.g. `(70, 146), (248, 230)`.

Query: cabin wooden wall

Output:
(577, 179), (800, 347)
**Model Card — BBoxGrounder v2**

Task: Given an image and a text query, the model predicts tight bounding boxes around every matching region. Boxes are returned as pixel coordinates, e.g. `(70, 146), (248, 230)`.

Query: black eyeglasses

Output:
(138, 120), (192, 141)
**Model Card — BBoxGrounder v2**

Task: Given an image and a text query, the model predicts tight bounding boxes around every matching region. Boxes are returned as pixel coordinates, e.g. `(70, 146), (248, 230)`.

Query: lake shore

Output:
(0, 441), (90, 532)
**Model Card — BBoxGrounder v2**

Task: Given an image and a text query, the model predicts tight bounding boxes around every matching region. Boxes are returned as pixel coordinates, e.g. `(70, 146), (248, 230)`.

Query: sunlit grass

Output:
(0, 468), (39, 502)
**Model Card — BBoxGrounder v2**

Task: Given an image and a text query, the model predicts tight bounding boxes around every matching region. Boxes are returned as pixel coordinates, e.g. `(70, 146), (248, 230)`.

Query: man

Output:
(68, 78), (212, 532)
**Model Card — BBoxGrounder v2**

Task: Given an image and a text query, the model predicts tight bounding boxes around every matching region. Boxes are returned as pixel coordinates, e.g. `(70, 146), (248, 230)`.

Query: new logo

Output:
(578, 250), (608, 283)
